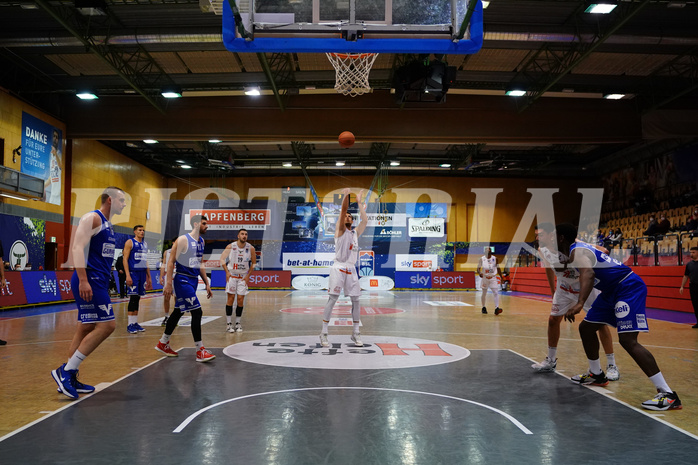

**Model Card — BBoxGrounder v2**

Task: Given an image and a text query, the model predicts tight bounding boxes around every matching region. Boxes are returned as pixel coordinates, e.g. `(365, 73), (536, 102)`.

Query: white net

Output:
(326, 53), (379, 97)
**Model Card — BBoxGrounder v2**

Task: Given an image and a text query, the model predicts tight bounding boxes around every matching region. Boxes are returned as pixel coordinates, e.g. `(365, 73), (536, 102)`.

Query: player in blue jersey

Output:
(51, 187), (126, 399)
(155, 214), (215, 362)
(123, 224), (152, 333)
(556, 223), (681, 411)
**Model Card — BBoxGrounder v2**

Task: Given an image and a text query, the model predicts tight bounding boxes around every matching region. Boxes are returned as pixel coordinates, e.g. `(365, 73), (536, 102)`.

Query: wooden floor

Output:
(1, 289), (698, 441)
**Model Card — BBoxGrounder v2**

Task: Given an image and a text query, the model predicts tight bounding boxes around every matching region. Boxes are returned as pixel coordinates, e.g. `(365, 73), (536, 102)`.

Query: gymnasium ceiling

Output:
(2, 0), (698, 179)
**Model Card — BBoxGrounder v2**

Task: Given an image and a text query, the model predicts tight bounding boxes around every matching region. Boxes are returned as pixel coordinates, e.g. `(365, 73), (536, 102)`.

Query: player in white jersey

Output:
(530, 223), (620, 380)
(320, 188), (368, 348)
(477, 248), (503, 315)
(220, 229), (256, 333)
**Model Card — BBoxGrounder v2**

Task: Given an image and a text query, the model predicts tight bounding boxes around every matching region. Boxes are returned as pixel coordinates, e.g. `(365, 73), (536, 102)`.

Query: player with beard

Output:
(221, 228), (256, 332)
(155, 215), (215, 362)
(320, 188), (368, 348)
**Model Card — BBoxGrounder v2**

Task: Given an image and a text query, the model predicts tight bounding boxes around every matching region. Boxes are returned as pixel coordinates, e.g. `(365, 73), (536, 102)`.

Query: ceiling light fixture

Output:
(76, 92), (98, 100)
(336, 161), (345, 166)
(161, 91), (182, 98)
(282, 162), (292, 167)
(440, 163), (451, 168)
(603, 93), (625, 100)
(180, 164), (192, 169)
(209, 139), (222, 143)
(390, 161), (400, 166)
(482, 1), (490, 8)
(143, 139), (158, 144)
(585, 3), (617, 14)
(506, 90), (526, 97)
(244, 86), (261, 96)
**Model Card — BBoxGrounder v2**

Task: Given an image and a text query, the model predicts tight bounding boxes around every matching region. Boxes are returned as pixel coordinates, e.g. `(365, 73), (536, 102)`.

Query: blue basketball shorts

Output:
(173, 273), (201, 312)
(72, 270), (115, 324)
(584, 274), (649, 333)
(127, 269), (148, 296)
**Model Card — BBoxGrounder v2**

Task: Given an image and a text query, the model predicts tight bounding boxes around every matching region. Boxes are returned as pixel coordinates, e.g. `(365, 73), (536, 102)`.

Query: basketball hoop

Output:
(326, 52), (379, 97)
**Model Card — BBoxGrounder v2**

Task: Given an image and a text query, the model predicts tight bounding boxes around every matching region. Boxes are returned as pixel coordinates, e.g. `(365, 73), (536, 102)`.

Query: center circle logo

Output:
(223, 336), (470, 370)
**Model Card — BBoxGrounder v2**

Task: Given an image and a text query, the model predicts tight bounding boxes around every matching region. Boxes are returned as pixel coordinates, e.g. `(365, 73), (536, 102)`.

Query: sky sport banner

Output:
(21, 112), (63, 205)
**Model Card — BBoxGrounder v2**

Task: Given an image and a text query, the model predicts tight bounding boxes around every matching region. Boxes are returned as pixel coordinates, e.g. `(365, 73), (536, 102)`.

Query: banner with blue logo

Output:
(21, 112), (63, 205)
(395, 271), (432, 289)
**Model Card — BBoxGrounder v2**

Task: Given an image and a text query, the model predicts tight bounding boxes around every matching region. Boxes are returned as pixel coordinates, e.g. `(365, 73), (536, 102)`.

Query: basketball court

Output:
(2, 1), (698, 464)
(1, 289), (697, 464)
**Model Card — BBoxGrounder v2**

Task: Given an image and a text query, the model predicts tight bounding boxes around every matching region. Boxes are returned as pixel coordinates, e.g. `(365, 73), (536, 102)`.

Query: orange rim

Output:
(328, 53), (376, 60)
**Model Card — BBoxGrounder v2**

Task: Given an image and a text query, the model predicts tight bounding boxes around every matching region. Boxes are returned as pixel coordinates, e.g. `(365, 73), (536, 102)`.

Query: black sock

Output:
(128, 295), (140, 313)
(190, 309), (202, 341)
(165, 308), (183, 335)
(225, 305), (233, 316)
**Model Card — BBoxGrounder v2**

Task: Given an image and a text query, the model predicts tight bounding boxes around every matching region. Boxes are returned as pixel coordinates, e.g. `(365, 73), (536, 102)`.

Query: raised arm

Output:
(355, 189), (368, 236)
(336, 188), (351, 238)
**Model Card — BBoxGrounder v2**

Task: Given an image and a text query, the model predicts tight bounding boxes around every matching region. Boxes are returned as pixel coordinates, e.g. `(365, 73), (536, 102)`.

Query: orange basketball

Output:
(338, 131), (355, 148)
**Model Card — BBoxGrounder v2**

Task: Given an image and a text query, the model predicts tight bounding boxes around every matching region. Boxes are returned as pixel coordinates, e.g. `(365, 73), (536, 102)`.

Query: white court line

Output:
(508, 349), (698, 441)
(173, 386), (533, 435)
(0, 348), (188, 443)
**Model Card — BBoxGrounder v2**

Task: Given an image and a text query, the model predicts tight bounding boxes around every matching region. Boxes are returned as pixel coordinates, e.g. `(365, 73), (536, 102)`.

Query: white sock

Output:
(322, 321), (329, 334)
(128, 315), (137, 325)
(195, 341), (203, 350)
(588, 358), (602, 375)
(65, 350), (87, 371)
(353, 322), (360, 333)
(226, 316), (232, 324)
(547, 347), (557, 361)
(160, 334), (171, 344)
(606, 353), (616, 366)
(235, 317), (241, 324)
(493, 290), (500, 307)
(649, 372), (672, 393)
(481, 290), (487, 307)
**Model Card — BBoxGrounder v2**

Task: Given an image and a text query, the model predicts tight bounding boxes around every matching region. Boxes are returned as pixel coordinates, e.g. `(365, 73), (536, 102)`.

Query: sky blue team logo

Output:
(614, 301), (630, 319)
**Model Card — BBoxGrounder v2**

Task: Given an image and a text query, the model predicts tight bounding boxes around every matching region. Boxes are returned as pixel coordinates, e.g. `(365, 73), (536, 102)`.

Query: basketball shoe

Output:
(234, 322), (243, 332)
(351, 332), (363, 347)
(155, 341), (178, 357)
(196, 347), (216, 362)
(319, 333), (329, 347)
(531, 357), (557, 373)
(51, 364), (79, 399)
(641, 390), (682, 411)
(494, 307), (503, 315)
(571, 371), (609, 386)
(226, 323), (235, 333)
(606, 364), (620, 381)
(481, 307), (487, 314)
